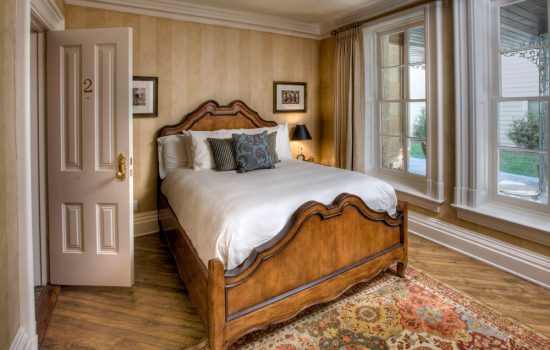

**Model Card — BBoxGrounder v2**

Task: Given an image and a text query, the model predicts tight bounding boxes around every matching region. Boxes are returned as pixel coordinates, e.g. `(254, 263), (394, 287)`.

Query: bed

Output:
(157, 100), (408, 349)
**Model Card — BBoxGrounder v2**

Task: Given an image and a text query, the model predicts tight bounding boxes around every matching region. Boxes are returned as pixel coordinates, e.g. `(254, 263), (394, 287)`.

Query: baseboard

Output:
(134, 210), (159, 237)
(10, 327), (37, 350)
(409, 211), (550, 289)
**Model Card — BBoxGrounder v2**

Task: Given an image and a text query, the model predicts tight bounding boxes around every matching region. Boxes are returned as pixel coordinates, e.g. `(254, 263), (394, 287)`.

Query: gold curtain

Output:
(334, 26), (365, 171)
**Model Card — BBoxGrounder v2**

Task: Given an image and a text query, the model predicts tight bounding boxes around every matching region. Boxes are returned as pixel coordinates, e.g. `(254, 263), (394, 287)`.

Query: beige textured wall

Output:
(319, 36), (336, 166)
(0, 0), (21, 345)
(53, 0), (65, 16)
(318, 3), (550, 256)
(65, 5), (321, 213)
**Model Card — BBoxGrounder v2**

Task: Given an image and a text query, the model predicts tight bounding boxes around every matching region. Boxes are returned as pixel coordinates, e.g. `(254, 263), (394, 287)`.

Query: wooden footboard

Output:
(159, 193), (407, 350)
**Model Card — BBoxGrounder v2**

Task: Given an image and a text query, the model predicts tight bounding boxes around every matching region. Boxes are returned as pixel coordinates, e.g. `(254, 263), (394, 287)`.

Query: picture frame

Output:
(273, 81), (307, 113)
(133, 76), (158, 117)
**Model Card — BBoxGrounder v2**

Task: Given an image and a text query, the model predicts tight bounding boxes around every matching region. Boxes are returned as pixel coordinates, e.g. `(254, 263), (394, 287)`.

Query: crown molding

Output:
(64, 0), (431, 40)
(65, 0), (321, 39)
(31, 0), (65, 31)
(319, 0), (428, 37)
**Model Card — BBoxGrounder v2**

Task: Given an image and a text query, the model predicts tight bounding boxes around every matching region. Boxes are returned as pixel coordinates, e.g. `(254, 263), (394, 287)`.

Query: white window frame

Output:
(453, 0), (550, 246)
(377, 22), (428, 180)
(364, 1), (445, 212)
(490, 0), (550, 212)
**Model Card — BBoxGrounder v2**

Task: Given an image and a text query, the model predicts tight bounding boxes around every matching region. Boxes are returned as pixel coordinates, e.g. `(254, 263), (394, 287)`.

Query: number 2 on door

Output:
(83, 78), (93, 93)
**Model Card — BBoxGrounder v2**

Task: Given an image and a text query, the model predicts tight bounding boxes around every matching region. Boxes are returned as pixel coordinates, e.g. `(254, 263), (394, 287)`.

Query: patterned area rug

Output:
(191, 267), (550, 350)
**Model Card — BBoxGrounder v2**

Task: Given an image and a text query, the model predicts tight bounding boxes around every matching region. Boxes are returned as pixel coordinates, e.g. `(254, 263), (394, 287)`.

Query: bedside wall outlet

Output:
(133, 200), (138, 211)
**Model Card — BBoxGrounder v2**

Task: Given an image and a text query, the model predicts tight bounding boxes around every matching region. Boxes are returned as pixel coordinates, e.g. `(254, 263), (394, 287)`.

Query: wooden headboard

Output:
(158, 100), (278, 137)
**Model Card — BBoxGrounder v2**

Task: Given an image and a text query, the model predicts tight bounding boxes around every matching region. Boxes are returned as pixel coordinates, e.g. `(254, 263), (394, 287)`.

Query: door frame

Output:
(13, 0), (64, 347)
(29, 0), (63, 288)
(30, 31), (48, 286)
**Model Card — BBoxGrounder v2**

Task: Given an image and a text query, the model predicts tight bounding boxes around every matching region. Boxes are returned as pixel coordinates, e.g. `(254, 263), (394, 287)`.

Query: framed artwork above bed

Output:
(273, 81), (307, 113)
(133, 76), (158, 117)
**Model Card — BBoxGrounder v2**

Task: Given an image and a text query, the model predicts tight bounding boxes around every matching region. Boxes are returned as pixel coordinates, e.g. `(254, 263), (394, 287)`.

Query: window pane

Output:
(408, 140), (427, 176)
(500, 0), (548, 51)
(409, 64), (426, 99)
(409, 26), (425, 64)
(501, 48), (549, 97)
(499, 149), (548, 204)
(381, 102), (402, 136)
(381, 136), (403, 171)
(382, 67), (403, 100)
(381, 32), (404, 67)
(408, 102), (426, 138)
(499, 101), (547, 151)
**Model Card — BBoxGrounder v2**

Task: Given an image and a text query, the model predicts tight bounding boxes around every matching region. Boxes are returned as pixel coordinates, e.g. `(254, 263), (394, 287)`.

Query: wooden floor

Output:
(41, 234), (207, 349)
(41, 232), (550, 349)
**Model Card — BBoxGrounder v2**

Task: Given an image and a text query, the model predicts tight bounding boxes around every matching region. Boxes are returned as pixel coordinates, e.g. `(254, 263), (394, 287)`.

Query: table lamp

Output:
(291, 124), (312, 160)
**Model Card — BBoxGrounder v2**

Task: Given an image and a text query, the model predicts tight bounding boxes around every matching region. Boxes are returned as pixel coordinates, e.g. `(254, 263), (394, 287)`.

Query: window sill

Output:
(381, 177), (445, 213)
(453, 202), (550, 246)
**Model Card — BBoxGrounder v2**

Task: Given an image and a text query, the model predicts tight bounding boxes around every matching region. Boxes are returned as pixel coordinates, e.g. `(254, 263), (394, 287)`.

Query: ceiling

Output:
(171, 0), (383, 24)
(65, 0), (420, 38)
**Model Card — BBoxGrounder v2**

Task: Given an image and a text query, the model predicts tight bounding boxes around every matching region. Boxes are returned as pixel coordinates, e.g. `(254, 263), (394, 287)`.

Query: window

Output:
(363, 3), (445, 212)
(494, 0), (549, 207)
(379, 25), (427, 177)
(453, 0), (550, 240)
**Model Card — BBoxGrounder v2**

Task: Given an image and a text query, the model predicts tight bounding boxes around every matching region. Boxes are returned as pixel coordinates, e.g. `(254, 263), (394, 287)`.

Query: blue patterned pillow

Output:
(232, 131), (275, 173)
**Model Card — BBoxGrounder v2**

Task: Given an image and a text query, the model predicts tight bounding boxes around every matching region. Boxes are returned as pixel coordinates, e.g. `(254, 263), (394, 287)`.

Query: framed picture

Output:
(133, 76), (158, 117)
(273, 81), (307, 113)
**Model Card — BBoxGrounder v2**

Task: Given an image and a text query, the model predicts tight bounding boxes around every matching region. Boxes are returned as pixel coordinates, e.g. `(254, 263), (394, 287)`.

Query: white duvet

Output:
(161, 160), (397, 270)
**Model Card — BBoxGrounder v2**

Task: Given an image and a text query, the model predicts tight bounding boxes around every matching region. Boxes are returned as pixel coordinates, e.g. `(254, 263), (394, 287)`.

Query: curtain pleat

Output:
(334, 26), (365, 171)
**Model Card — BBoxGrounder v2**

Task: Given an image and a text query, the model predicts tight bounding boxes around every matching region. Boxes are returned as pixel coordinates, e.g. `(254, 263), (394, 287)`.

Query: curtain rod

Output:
(330, 0), (435, 36)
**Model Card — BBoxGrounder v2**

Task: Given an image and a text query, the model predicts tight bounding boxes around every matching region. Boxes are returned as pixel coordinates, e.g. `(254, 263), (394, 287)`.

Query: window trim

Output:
(489, 0), (550, 212)
(453, 0), (550, 242)
(363, 2), (445, 211)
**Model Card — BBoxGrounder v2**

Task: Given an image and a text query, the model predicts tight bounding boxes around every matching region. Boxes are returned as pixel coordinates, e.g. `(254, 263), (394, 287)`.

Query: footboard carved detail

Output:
(208, 194), (408, 349)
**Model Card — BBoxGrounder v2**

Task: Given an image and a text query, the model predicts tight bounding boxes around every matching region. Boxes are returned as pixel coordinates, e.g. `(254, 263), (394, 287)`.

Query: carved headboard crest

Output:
(158, 100), (278, 137)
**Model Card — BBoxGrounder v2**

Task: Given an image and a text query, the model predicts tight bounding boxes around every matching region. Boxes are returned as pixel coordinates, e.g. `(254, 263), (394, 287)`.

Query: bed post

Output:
(208, 259), (226, 350)
(396, 200), (408, 278)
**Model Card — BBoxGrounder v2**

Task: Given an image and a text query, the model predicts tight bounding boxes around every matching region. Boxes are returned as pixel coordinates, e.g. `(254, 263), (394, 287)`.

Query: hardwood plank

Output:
(42, 232), (550, 349)
(408, 234), (550, 337)
(36, 285), (61, 345)
(42, 233), (208, 349)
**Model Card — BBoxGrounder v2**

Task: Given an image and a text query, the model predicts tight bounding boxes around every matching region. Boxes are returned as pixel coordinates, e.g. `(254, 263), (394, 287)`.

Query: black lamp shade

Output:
(291, 124), (312, 141)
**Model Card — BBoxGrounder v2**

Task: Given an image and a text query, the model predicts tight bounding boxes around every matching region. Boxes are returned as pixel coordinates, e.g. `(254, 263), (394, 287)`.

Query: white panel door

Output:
(47, 28), (133, 286)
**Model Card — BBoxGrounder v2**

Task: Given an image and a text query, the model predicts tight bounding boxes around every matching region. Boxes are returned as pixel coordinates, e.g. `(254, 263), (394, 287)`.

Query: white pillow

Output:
(238, 123), (292, 160)
(157, 131), (191, 179)
(189, 123), (293, 170)
(189, 129), (235, 170)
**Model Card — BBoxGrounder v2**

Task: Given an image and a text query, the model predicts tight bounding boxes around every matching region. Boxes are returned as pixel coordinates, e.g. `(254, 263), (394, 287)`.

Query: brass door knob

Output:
(116, 153), (127, 180)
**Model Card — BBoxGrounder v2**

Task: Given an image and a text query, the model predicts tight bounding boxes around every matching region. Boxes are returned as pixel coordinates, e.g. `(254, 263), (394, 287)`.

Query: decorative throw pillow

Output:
(232, 131), (274, 173)
(267, 131), (279, 163)
(238, 123), (292, 160)
(207, 138), (237, 171)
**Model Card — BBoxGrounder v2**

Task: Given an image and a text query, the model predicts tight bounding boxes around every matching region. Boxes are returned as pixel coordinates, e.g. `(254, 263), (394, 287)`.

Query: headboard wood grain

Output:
(158, 100), (278, 137)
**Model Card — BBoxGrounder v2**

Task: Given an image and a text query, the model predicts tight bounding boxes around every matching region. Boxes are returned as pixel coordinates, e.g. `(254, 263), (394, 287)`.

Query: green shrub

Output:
(411, 107), (426, 138)
(507, 113), (540, 149)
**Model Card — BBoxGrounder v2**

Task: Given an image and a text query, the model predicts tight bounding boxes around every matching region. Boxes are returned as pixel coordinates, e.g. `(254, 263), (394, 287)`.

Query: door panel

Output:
(48, 28), (133, 286)
(97, 44), (116, 170)
(61, 45), (82, 171)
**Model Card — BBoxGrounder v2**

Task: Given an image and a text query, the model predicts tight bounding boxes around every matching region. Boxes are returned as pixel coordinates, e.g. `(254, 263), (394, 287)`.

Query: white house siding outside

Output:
(499, 54), (540, 147)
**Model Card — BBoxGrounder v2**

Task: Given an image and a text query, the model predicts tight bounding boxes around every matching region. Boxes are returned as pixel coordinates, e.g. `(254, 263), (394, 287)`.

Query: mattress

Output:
(161, 160), (397, 270)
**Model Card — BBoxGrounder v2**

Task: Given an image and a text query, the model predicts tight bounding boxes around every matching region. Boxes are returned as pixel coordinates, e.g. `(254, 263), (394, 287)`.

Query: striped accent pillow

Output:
(207, 138), (237, 171)
(267, 131), (279, 163)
